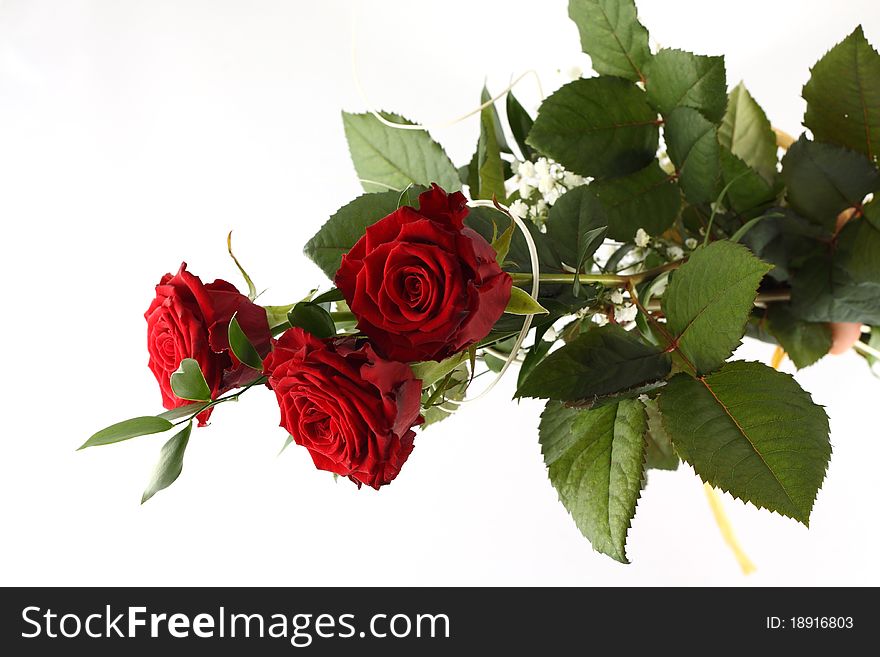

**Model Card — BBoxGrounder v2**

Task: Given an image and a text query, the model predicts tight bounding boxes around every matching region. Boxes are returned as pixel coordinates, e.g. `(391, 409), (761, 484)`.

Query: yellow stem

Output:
(703, 484), (757, 575)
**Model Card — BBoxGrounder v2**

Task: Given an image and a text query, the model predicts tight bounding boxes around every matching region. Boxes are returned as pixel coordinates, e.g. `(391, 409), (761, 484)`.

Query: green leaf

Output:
(264, 304), (295, 332)
(228, 313), (263, 371)
(421, 363), (469, 428)
(662, 241), (772, 374)
(546, 186), (605, 267)
(473, 101), (507, 201)
(539, 399), (646, 563)
(527, 77), (660, 179)
(719, 147), (777, 214)
(506, 91), (535, 160)
(481, 85), (511, 154)
(170, 358), (212, 402)
(590, 161), (681, 240)
(765, 304), (832, 369)
(663, 107), (720, 204)
(157, 403), (209, 422)
(312, 288), (345, 305)
(341, 112), (460, 193)
(572, 225), (609, 297)
(718, 83), (777, 183)
(287, 302), (336, 339)
(659, 361), (831, 525)
(567, 0), (651, 82)
(226, 231), (257, 301)
(505, 287), (549, 315)
(781, 136), (880, 231)
(492, 216), (515, 266)
(80, 416), (173, 450)
(304, 189), (413, 280)
(411, 352), (468, 388)
(141, 422), (192, 504)
(517, 324), (671, 401)
(644, 49), (727, 122)
(643, 398), (678, 471)
(803, 26), (880, 161)
(278, 434), (295, 456)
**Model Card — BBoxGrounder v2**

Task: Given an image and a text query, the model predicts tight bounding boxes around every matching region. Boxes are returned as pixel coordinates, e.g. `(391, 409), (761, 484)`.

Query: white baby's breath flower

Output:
(534, 157), (551, 179)
(592, 313), (609, 327)
(609, 289), (625, 305)
(543, 186), (562, 205)
(634, 228), (650, 248)
(562, 171), (585, 188)
(518, 161), (536, 179)
(615, 304), (638, 323)
(667, 245), (685, 260)
(518, 180), (534, 199)
(510, 160), (521, 175)
(508, 199), (528, 220)
(685, 237), (698, 250)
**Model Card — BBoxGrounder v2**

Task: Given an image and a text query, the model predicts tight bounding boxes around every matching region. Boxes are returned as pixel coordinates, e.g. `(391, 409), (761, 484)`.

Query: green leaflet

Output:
(472, 99), (507, 202)
(228, 314), (263, 371)
(170, 358), (212, 402)
(287, 302), (337, 339)
(781, 136), (880, 231)
(506, 91), (535, 160)
(644, 49), (727, 122)
(80, 416), (174, 450)
(643, 398), (678, 471)
(539, 399), (647, 563)
(341, 112), (460, 193)
(718, 83), (778, 183)
(505, 287), (549, 315)
(719, 147), (777, 214)
(659, 362), (831, 525)
(141, 422), (192, 504)
(803, 26), (880, 161)
(662, 241), (772, 375)
(664, 107), (720, 205)
(765, 304), (832, 369)
(589, 161), (681, 241)
(567, 0), (651, 82)
(545, 186), (608, 269)
(516, 324), (671, 401)
(526, 77), (659, 179)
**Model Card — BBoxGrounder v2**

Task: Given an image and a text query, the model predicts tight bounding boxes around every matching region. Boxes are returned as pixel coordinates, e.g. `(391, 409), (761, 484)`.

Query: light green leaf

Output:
(527, 77), (660, 179)
(411, 352), (468, 388)
(590, 161), (680, 240)
(780, 136), (880, 231)
(664, 106), (720, 204)
(228, 313), (263, 371)
(481, 85), (511, 154)
(643, 398), (678, 471)
(662, 241), (772, 374)
(341, 112), (460, 193)
(539, 399), (646, 563)
(567, 0), (651, 82)
(517, 324), (671, 401)
(80, 416), (173, 450)
(644, 49), (727, 122)
(141, 422), (192, 504)
(492, 216), (515, 266)
(765, 304), (832, 369)
(278, 434), (295, 456)
(659, 362), (831, 525)
(505, 287), (549, 315)
(506, 91), (535, 160)
(287, 302), (336, 339)
(157, 403), (210, 422)
(718, 83), (778, 183)
(264, 304), (295, 333)
(803, 26), (880, 161)
(170, 358), (212, 402)
(473, 102), (507, 201)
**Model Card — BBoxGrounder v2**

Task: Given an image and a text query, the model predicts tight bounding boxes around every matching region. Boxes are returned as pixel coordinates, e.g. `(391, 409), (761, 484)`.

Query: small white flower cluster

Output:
(607, 289), (637, 325)
(508, 157), (586, 225)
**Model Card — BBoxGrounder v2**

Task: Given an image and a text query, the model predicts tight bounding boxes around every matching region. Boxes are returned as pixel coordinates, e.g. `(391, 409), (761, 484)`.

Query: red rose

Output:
(335, 184), (512, 362)
(263, 328), (423, 489)
(145, 263), (271, 425)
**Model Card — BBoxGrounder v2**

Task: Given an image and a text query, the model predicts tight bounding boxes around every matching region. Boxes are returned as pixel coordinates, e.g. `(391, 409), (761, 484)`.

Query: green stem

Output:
(510, 261), (681, 287)
(330, 311), (356, 323)
(172, 375), (268, 426)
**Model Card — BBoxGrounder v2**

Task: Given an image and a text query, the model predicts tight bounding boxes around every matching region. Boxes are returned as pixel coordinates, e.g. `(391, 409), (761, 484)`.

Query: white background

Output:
(1, 0), (878, 586)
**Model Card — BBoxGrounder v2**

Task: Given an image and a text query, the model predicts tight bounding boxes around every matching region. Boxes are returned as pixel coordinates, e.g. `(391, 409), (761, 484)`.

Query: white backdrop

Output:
(1, 0), (878, 586)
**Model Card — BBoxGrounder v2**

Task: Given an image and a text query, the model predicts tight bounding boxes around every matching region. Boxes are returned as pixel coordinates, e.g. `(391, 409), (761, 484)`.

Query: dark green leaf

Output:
(312, 288), (345, 305)
(516, 324), (671, 401)
(287, 302), (336, 339)
(659, 362), (831, 525)
(719, 147), (777, 214)
(304, 189), (412, 280)
(141, 422), (192, 504)
(539, 399), (646, 562)
(473, 101), (507, 201)
(781, 136), (879, 231)
(545, 186), (608, 271)
(590, 161), (680, 240)
(765, 304), (831, 369)
(170, 358), (212, 402)
(527, 77), (659, 179)
(80, 416), (173, 450)
(662, 241), (772, 374)
(517, 337), (555, 391)
(506, 91), (535, 160)
(481, 86), (511, 154)
(803, 26), (880, 161)
(718, 83), (778, 183)
(228, 314), (263, 371)
(341, 111), (459, 193)
(567, 0), (651, 82)
(644, 49), (727, 122)
(664, 106), (720, 204)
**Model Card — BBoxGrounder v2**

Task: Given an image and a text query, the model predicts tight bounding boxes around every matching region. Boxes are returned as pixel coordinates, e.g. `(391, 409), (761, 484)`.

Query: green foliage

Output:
(517, 325), (671, 401)
(467, 96), (508, 201)
(659, 361), (831, 525)
(142, 422), (192, 504)
(803, 26), (880, 161)
(644, 49), (727, 122)
(341, 112), (459, 193)
(664, 107), (720, 204)
(567, 0), (651, 82)
(546, 186), (607, 268)
(526, 77), (659, 179)
(505, 287), (549, 315)
(80, 416), (174, 450)
(643, 398), (678, 471)
(539, 399), (646, 562)
(662, 241), (772, 374)
(505, 91), (535, 160)
(718, 83), (778, 183)
(718, 148), (778, 214)
(287, 302), (337, 339)
(765, 304), (832, 369)
(228, 314), (264, 371)
(170, 358), (212, 402)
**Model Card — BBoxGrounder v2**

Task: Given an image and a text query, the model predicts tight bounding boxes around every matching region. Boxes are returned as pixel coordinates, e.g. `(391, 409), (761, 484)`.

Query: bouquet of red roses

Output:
(82, 0), (880, 564)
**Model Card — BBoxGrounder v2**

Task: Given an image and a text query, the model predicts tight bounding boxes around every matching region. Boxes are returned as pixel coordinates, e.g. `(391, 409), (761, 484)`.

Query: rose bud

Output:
(264, 328), (423, 489)
(145, 263), (271, 425)
(335, 183), (513, 362)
